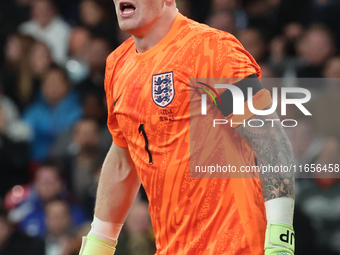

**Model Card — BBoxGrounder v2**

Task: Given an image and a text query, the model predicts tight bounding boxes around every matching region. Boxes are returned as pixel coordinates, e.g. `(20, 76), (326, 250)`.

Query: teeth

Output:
(121, 2), (135, 13)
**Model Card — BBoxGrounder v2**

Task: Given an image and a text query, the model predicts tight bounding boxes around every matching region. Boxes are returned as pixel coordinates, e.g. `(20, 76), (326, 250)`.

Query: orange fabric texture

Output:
(105, 13), (270, 255)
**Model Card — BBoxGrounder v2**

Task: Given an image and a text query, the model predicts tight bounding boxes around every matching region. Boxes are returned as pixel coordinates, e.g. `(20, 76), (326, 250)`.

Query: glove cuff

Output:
(265, 223), (295, 253)
(79, 235), (117, 255)
(265, 247), (294, 255)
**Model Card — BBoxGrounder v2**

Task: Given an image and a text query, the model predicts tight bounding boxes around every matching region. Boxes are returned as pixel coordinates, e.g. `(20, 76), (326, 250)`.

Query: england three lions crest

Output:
(152, 71), (174, 108)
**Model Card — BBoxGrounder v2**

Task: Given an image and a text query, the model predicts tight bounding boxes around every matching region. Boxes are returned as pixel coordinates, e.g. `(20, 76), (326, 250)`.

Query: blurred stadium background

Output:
(0, 0), (340, 254)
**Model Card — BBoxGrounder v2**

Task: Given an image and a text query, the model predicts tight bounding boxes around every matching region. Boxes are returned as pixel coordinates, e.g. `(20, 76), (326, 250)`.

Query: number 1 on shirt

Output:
(138, 124), (153, 165)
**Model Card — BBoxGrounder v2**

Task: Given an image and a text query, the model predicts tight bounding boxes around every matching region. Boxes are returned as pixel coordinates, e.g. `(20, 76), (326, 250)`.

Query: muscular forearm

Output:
(95, 142), (141, 223)
(236, 111), (295, 202)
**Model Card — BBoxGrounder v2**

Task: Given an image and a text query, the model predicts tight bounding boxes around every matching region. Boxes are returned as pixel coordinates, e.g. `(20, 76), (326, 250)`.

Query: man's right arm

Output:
(95, 142), (141, 223)
(79, 142), (140, 255)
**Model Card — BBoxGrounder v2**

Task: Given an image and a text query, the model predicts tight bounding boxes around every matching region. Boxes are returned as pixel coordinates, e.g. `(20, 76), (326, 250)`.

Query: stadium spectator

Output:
(0, 82), (31, 198)
(29, 40), (54, 82)
(23, 66), (82, 161)
(19, 0), (71, 65)
(8, 162), (87, 238)
(2, 39), (55, 110)
(84, 38), (111, 79)
(1, 34), (35, 109)
(0, 82), (20, 128)
(65, 27), (92, 84)
(266, 22), (305, 78)
(69, 146), (103, 218)
(210, 0), (247, 31)
(237, 28), (267, 62)
(259, 63), (276, 78)
(0, 104), (30, 198)
(49, 90), (110, 165)
(269, 35), (288, 65)
(68, 27), (92, 59)
(283, 22), (305, 54)
(116, 200), (156, 255)
(296, 24), (336, 78)
(79, 0), (108, 28)
(77, 38), (112, 96)
(269, 23), (336, 84)
(296, 137), (340, 254)
(206, 10), (236, 35)
(323, 56), (340, 78)
(211, 0), (238, 12)
(78, 0), (118, 48)
(49, 119), (106, 207)
(69, 222), (92, 255)
(311, 0), (340, 50)
(0, 206), (45, 255)
(243, 0), (280, 40)
(19, 40), (56, 107)
(50, 119), (101, 160)
(81, 93), (107, 126)
(44, 200), (76, 255)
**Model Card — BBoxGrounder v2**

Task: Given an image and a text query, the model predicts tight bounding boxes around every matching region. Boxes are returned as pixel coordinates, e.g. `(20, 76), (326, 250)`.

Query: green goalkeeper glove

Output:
(264, 223), (295, 255)
(79, 235), (117, 255)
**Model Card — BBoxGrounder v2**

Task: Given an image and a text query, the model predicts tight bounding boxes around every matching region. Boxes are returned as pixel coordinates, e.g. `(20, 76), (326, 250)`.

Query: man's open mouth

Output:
(120, 2), (136, 15)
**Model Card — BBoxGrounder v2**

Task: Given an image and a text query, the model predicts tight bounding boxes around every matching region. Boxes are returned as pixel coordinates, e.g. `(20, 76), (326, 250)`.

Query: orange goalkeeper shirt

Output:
(105, 13), (271, 255)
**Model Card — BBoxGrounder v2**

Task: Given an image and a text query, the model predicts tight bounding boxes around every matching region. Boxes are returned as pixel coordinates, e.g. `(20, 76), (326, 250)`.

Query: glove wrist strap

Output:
(265, 223), (295, 252)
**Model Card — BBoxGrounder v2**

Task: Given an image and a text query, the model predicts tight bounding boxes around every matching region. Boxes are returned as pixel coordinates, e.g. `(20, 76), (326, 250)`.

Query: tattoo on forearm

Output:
(236, 110), (295, 202)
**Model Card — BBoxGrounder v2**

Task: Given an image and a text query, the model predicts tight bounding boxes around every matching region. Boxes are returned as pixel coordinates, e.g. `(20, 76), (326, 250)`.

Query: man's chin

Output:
(119, 20), (136, 31)
(119, 25), (141, 37)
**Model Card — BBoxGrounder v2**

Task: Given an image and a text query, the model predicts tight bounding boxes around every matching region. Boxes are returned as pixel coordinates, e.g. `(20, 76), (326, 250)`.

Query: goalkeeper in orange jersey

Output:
(79, 0), (295, 254)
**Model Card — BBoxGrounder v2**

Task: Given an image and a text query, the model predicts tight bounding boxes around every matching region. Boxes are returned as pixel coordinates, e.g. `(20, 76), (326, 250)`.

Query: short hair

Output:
(45, 65), (70, 83)
(34, 0), (58, 13)
(45, 199), (71, 215)
(36, 158), (65, 181)
(306, 23), (336, 46)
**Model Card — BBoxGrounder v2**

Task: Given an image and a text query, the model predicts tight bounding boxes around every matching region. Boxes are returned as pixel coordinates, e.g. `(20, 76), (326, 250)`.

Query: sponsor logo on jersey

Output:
(152, 71), (174, 108)
(114, 94), (122, 107)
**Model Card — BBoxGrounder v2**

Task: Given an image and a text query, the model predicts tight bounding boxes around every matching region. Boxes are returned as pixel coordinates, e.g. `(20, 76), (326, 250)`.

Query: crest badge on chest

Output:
(152, 71), (175, 108)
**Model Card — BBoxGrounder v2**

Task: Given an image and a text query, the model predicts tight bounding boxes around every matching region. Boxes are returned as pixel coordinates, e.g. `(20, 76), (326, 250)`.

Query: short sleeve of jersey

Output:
(195, 32), (272, 127)
(105, 53), (128, 147)
(195, 32), (261, 79)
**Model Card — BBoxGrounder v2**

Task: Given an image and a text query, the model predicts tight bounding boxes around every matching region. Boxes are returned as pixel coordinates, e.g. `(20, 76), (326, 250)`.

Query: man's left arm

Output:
(236, 108), (295, 255)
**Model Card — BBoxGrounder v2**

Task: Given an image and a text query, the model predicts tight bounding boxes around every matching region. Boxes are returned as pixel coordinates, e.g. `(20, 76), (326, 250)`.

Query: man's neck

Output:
(132, 9), (178, 53)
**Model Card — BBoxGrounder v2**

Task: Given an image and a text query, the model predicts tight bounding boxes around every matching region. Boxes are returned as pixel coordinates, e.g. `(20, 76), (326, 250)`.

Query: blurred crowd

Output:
(0, 0), (340, 254)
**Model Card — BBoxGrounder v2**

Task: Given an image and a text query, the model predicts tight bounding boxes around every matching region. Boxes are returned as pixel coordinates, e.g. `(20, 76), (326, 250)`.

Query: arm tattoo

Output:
(236, 109), (295, 202)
